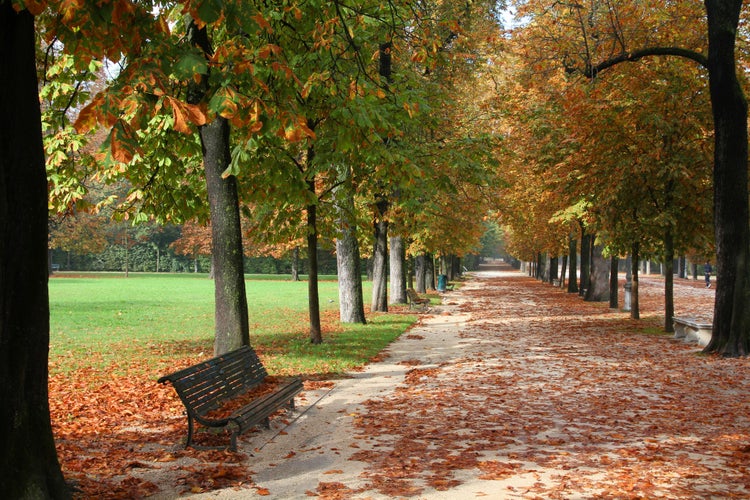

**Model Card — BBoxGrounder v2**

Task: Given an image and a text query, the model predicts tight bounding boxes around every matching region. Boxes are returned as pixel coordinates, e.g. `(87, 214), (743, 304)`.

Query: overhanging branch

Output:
(579, 47), (709, 77)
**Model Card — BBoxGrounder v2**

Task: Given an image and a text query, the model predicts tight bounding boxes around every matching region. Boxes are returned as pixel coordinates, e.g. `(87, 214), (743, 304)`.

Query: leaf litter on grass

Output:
(51, 269), (750, 498)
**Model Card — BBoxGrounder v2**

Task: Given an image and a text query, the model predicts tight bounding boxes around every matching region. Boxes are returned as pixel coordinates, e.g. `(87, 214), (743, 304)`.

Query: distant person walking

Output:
(705, 261), (713, 288)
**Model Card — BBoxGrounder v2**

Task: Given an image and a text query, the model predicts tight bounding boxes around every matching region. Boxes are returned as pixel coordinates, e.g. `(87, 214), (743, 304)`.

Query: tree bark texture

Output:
(609, 257), (619, 309)
(585, 243), (610, 302)
(550, 256), (558, 283)
(200, 117), (250, 355)
(335, 168), (366, 324)
(389, 236), (406, 304)
(415, 254), (426, 293)
(0, 4), (70, 497)
(291, 246), (300, 281)
(567, 235), (578, 293)
(579, 230), (591, 296)
(704, 0), (750, 356)
(370, 209), (389, 312)
(664, 228), (675, 333)
(307, 179), (322, 343)
(424, 254), (435, 290)
(188, 22), (249, 356)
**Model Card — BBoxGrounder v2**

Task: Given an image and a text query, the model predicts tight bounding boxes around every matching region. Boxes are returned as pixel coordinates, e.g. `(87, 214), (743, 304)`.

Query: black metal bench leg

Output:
(186, 415), (195, 449)
(230, 431), (238, 452)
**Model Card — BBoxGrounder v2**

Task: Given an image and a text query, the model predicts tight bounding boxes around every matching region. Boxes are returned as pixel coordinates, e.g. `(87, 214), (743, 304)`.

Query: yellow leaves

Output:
(277, 115), (316, 142)
(348, 79), (368, 100)
(403, 102), (419, 118)
(165, 96), (207, 134)
(300, 71), (331, 100)
(74, 94), (107, 134)
(59, 0), (84, 24)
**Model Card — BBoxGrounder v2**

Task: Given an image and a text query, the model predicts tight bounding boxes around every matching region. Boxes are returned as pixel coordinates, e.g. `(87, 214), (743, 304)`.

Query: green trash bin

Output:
(437, 274), (447, 292)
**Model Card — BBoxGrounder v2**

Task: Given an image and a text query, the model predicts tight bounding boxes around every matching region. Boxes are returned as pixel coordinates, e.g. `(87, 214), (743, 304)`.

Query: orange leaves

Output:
(403, 101), (419, 118)
(109, 120), (143, 164)
(165, 96), (207, 134)
(346, 272), (750, 498)
(208, 86), (265, 132)
(277, 115), (316, 143)
(59, 0), (84, 24)
(257, 43), (282, 60)
(74, 95), (106, 134)
(252, 13), (273, 33)
(16, 0), (46, 15)
(111, 0), (136, 26)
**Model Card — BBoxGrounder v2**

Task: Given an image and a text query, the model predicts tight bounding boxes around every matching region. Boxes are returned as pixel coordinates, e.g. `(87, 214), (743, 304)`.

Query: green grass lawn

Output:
(48, 273), (417, 379)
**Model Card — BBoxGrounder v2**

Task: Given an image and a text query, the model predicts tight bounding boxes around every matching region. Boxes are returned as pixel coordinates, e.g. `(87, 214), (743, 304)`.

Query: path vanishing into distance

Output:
(143, 262), (750, 499)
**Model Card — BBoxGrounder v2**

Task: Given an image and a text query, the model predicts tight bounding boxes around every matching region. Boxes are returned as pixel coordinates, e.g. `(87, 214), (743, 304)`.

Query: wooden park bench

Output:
(673, 317), (713, 347)
(406, 288), (430, 311)
(158, 345), (303, 451)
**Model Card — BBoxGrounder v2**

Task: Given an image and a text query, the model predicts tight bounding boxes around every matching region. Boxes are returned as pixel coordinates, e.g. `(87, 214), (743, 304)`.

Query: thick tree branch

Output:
(577, 47), (709, 77)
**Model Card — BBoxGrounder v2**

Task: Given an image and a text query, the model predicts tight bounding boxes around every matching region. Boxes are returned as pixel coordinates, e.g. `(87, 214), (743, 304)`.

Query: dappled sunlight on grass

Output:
(48, 274), (417, 379)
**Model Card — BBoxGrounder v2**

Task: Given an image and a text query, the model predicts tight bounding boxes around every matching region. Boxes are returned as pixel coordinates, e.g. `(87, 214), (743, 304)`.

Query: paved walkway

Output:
(182, 264), (749, 499)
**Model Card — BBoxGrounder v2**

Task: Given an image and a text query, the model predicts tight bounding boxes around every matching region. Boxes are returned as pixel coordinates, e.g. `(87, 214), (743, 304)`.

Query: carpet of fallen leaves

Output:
(50, 264), (750, 499)
(343, 265), (750, 498)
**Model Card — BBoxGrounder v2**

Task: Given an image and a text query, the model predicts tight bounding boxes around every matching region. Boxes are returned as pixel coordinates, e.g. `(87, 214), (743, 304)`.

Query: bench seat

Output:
(673, 317), (713, 346)
(158, 345), (303, 451)
(406, 288), (430, 311)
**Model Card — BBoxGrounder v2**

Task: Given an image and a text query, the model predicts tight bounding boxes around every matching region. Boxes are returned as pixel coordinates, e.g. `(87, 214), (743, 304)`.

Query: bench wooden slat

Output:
(233, 378), (304, 430)
(176, 362), (266, 414)
(158, 345), (303, 450)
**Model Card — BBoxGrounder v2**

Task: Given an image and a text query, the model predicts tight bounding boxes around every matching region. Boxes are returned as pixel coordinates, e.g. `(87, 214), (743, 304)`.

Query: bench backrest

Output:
(406, 288), (422, 302)
(157, 345), (267, 416)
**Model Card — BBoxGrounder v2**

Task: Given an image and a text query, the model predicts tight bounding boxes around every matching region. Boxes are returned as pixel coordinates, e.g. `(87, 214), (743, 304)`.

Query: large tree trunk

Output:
(704, 0), (750, 356)
(201, 117), (250, 355)
(550, 256), (558, 284)
(335, 167), (366, 324)
(567, 235), (578, 293)
(0, 4), (70, 497)
(579, 229), (591, 296)
(389, 236), (406, 304)
(585, 243), (610, 302)
(189, 22), (249, 356)
(307, 179), (322, 343)
(424, 254), (435, 290)
(415, 254), (426, 293)
(370, 199), (389, 312)
(291, 246), (300, 281)
(609, 257), (619, 309)
(664, 228), (675, 333)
